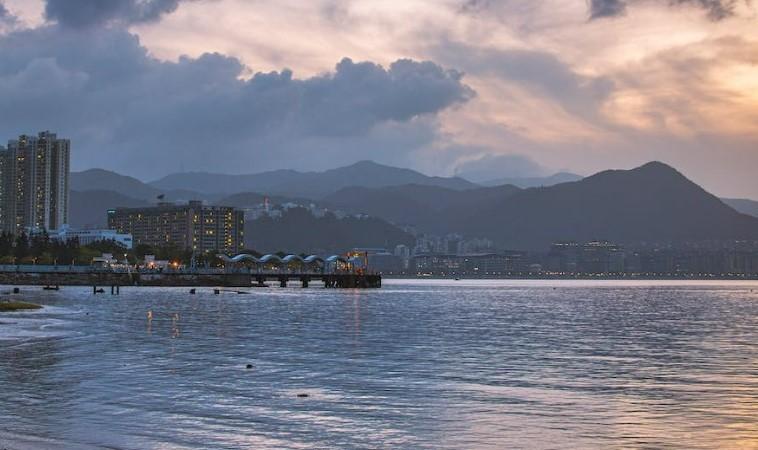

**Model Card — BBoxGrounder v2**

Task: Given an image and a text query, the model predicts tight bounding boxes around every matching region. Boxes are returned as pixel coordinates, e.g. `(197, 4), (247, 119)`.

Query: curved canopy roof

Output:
(258, 254), (283, 264)
(218, 253), (345, 266)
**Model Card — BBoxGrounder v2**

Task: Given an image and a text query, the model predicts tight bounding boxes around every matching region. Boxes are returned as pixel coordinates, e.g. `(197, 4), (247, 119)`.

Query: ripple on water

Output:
(0, 281), (757, 449)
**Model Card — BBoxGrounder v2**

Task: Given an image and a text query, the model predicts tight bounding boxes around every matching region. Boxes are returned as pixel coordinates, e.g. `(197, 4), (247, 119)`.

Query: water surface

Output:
(1, 280), (757, 449)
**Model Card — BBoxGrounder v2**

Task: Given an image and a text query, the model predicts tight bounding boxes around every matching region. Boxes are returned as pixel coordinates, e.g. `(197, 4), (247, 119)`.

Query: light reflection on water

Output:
(0, 280), (757, 449)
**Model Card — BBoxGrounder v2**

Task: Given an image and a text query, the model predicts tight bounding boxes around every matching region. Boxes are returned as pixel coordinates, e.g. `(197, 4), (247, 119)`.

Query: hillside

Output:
(69, 190), (149, 228)
(324, 183), (521, 230)
(215, 192), (310, 208)
(245, 207), (414, 254)
(71, 169), (211, 201)
(456, 162), (758, 249)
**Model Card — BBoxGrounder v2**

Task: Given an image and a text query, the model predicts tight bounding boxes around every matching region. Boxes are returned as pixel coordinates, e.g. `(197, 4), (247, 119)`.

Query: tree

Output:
(0, 232), (13, 257)
(14, 233), (29, 259)
(30, 230), (51, 257)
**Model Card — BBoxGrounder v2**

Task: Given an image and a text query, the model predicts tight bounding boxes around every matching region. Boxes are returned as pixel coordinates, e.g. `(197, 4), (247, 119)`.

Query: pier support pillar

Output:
(279, 277), (288, 288)
(301, 277), (309, 288)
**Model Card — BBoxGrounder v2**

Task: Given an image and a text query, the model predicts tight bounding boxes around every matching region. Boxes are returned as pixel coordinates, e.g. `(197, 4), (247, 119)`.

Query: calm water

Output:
(0, 280), (757, 449)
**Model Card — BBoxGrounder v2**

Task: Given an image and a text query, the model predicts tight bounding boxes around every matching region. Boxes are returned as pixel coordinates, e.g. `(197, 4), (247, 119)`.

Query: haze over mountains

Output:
(69, 160), (758, 250)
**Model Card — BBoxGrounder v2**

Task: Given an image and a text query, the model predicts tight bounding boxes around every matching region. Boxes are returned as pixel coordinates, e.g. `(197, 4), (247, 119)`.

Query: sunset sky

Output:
(1, 0), (756, 197)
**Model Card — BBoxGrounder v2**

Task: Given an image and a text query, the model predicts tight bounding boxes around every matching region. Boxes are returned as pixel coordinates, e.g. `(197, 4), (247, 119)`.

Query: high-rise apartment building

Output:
(107, 201), (245, 254)
(0, 131), (70, 234)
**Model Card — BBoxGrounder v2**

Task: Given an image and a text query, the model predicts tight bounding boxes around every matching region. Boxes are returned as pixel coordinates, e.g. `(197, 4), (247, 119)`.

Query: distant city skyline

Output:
(0, 0), (756, 198)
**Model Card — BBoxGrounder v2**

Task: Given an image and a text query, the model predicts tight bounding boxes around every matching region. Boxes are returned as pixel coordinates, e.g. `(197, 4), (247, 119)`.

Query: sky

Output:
(0, 0), (756, 198)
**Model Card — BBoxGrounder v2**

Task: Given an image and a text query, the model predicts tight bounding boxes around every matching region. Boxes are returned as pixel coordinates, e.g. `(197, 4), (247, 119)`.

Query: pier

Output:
(0, 265), (381, 290)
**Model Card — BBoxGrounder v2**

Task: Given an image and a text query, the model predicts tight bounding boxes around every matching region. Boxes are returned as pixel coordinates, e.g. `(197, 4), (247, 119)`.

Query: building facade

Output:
(49, 227), (134, 249)
(412, 252), (527, 277)
(0, 131), (70, 234)
(107, 201), (245, 253)
(547, 240), (624, 274)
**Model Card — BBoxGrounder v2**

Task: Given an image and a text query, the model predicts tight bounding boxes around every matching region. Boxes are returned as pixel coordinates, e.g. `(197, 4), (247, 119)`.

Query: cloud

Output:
(588, 0), (744, 21)
(0, 1), (16, 25)
(432, 41), (615, 123)
(588, 0), (627, 19)
(44, 0), (190, 28)
(0, 25), (474, 178)
(454, 153), (545, 182)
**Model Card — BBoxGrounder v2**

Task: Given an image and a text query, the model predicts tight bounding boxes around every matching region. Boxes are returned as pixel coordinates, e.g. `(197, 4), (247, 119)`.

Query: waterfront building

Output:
(547, 241), (582, 273)
(394, 244), (411, 269)
(49, 226), (134, 249)
(107, 201), (244, 253)
(412, 253), (525, 277)
(582, 240), (625, 273)
(547, 240), (624, 274)
(0, 131), (70, 234)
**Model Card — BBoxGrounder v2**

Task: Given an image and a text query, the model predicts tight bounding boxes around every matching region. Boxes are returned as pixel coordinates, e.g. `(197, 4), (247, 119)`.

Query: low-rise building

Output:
(51, 226), (134, 249)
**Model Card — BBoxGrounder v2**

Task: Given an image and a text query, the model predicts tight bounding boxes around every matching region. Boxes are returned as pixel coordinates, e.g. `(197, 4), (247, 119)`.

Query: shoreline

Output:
(383, 274), (758, 281)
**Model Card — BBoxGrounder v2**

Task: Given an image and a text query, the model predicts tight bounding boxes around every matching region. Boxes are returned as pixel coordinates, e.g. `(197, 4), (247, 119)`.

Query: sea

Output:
(0, 280), (756, 449)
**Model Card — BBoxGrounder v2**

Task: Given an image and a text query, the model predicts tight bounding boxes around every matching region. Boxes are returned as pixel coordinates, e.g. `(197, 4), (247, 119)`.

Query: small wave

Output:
(0, 316), (82, 341)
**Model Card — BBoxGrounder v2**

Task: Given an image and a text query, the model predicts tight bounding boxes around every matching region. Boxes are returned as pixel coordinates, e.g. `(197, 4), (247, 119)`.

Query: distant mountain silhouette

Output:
(67, 162), (758, 252)
(150, 161), (477, 198)
(479, 172), (583, 188)
(151, 169), (301, 197)
(455, 162), (758, 249)
(721, 198), (758, 218)
(71, 168), (210, 201)
(69, 190), (149, 228)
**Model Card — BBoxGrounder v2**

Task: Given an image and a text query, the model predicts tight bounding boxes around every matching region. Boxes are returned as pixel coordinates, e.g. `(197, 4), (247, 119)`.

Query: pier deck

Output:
(0, 267), (381, 289)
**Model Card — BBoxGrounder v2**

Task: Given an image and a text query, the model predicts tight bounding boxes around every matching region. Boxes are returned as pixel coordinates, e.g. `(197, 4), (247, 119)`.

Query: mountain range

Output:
(69, 160), (758, 250)
(479, 172), (583, 188)
(722, 198), (758, 219)
(149, 161), (477, 198)
(454, 162), (758, 249)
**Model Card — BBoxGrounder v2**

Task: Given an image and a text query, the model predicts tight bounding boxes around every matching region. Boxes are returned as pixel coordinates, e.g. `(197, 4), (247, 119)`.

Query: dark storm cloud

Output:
(588, 0), (627, 18)
(0, 26), (474, 177)
(588, 0), (743, 20)
(44, 0), (190, 28)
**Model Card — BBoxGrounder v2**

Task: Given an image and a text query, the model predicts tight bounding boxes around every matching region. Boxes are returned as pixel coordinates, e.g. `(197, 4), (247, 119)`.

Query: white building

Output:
(51, 227), (134, 249)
